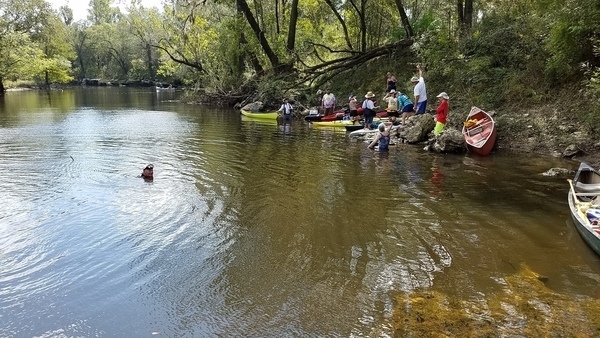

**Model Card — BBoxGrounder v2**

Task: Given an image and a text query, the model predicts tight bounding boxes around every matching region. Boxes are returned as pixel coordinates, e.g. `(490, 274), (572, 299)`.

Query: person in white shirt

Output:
(362, 91), (377, 129)
(321, 88), (336, 116)
(277, 98), (293, 120)
(411, 64), (427, 115)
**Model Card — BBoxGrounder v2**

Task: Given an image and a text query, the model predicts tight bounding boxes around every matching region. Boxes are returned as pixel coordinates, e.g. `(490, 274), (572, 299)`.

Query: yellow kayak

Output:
(312, 120), (356, 128)
(241, 115), (278, 125)
(240, 110), (279, 119)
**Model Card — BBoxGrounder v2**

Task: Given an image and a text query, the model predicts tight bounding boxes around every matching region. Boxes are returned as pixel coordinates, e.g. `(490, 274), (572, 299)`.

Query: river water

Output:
(0, 87), (598, 337)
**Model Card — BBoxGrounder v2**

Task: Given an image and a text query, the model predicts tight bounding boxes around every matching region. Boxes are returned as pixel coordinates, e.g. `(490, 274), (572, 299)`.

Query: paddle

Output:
(567, 179), (577, 201)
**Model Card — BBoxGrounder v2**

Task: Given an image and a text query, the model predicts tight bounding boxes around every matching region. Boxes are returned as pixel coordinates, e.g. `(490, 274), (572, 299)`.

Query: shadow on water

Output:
(0, 87), (598, 337)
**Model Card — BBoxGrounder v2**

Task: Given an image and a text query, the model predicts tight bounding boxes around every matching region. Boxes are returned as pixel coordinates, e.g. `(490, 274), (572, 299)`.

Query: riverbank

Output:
(487, 103), (599, 168)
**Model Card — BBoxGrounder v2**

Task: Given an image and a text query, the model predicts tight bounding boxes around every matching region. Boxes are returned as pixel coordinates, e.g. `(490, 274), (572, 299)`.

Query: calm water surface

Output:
(1, 88), (598, 337)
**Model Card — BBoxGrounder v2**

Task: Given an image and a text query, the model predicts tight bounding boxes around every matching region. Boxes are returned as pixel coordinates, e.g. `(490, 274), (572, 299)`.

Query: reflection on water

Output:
(0, 88), (598, 337)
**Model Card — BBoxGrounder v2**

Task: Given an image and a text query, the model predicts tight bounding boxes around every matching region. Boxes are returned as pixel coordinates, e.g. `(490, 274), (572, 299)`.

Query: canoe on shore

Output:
(568, 162), (600, 256)
(240, 110), (279, 119)
(462, 106), (497, 156)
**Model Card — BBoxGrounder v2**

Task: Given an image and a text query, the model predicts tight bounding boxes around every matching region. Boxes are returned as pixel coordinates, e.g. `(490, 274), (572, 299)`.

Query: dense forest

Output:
(1, 0), (599, 129)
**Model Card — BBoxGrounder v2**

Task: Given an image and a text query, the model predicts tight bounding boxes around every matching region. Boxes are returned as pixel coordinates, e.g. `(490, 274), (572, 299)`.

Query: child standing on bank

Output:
(434, 92), (449, 135)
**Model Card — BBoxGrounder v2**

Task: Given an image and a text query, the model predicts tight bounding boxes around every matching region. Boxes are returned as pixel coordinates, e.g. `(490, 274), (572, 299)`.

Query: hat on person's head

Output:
(436, 92), (449, 100)
(365, 91), (375, 98)
(389, 89), (396, 94)
(145, 164), (154, 170)
(410, 76), (419, 83)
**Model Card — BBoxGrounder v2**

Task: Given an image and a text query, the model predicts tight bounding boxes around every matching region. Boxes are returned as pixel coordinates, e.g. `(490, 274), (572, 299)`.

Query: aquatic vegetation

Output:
(392, 264), (600, 337)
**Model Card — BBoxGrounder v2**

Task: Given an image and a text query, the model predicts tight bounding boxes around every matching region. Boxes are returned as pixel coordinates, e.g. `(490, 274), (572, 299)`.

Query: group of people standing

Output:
(382, 65), (449, 134)
(277, 64), (450, 140)
(367, 65), (450, 150)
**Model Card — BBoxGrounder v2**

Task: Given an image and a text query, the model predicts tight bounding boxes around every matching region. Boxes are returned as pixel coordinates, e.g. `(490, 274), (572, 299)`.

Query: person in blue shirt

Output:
(397, 91), (414, 125)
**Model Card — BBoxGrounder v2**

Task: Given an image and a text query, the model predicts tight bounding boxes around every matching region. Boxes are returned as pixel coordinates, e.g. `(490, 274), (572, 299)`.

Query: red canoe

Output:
(320, 111), (345, 121)
(462, 106), (497, 156)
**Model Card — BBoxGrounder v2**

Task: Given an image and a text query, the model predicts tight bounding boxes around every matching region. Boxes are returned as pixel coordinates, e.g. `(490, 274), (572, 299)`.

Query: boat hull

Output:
(568, 162), (600, 256)
(462, 107), (497, 156)
(240, 110), (279, 119)
(320, 112), (345, 121)
(569, 190), (600, 256)
(344, 124), (365, 132)
(304, 115), (322, 122)
(312, 120), (354, 128)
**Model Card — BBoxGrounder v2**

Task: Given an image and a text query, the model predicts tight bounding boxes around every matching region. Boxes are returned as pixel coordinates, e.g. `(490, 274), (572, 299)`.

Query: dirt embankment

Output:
(495, 105), (599, 167)
(445, 103), (599, 168)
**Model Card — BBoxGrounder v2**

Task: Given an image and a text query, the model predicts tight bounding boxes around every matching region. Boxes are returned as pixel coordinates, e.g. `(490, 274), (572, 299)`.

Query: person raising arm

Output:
(411, 64), (427, 115)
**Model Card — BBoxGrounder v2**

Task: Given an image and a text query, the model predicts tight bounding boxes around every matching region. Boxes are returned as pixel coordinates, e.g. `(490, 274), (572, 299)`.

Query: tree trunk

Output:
(237, 0), (281, 69)
(78, 51), (86, 79)
(360, 0), (367, 52)
(457, 0), (473, 36)
(146, 43), (154, 81)
(286, 0), (299, 53)
(324, 0), (354, 50)
(394, 0), (413, 38)
(240, 32), (264, 75)
(0, 77), (5, 93)
(275, 0), (280, 35)
(464, 0), (473, 29)
(348, 0), (368, 52)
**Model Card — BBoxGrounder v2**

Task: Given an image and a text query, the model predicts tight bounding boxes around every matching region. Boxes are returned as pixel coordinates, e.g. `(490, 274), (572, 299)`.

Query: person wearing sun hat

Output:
(411, 64), (427, 115)
(434, 92), (449, 135)
(383, 89), (399, 122)
(362, 91), (377, 129)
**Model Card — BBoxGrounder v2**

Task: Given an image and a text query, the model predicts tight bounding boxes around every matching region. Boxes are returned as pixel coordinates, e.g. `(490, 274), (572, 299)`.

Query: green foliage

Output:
(545, 0), (600, 82)
(256, 77), (288, 107)
(0, 32), (43, 81)
(411, 10), (436, 36)
(414, 10), (551, 111)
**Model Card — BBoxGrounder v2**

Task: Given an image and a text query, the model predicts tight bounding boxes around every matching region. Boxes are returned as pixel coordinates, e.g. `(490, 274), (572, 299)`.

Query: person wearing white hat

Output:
(411, 64), (427, 115)
(362, 91), (377, 129)
(383, 89), (399, 122)
(368, 121), (394, 150)
(433, 92), (449, 135)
